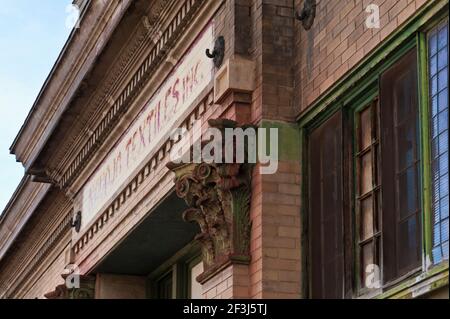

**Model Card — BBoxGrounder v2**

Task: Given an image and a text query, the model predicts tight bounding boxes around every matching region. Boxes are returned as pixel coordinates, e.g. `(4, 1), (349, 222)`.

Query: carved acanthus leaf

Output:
(167, 119), (254, 283)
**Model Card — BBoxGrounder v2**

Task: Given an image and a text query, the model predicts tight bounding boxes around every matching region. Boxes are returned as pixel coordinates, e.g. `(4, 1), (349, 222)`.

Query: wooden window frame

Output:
(353, 95), (383, 296)
(304, 45), (425, 299)
(419, 18), (450, 266)
(307, 110), (348, 299)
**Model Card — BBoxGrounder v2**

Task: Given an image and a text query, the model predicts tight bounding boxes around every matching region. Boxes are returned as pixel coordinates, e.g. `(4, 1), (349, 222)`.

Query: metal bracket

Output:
(206, 36), (225, 68)
(296, 0), (317, 31)
(71, 211), (82, 233)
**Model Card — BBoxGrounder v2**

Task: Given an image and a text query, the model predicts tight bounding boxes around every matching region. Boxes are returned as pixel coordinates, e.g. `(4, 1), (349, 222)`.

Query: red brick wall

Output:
(202, 264), (250, 299)
(295, 0), (429, 111)
(241, 0), (431, 299)
(259, 161), (302, 298)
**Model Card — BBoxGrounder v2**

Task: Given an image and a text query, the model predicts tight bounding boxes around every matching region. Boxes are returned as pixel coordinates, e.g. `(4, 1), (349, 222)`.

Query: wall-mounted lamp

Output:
(206, 36), (225, 68)
(71, 211), (82, 233)
(296, 0), (317, 31)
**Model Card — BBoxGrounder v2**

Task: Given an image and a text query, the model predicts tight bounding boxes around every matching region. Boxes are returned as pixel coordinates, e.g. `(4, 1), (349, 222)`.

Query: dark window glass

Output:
(380, 49), (422, 282)
(429, 20), (449, 264)
(307, 46), (429, 297)
(157, 272), (173, 299)
(356, 100), (382, 290)
(309, 111), (344, 299)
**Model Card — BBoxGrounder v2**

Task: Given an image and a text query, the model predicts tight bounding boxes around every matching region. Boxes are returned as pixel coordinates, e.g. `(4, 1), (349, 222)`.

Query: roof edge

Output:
(9, 0), (93, 154)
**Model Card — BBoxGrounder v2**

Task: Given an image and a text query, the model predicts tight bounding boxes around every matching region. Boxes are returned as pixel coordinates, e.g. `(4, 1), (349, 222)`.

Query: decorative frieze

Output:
(70, 0), (224, 259)
(60, 0), (207, 190)
(72, 92), (214, 255)
(79, 22), (214, 230)
(167, 119), (253, 284)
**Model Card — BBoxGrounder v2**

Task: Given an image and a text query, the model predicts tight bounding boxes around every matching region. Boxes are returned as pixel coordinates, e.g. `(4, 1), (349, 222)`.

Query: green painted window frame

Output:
(298, 0), (449, 299)
(419, 16), (450, 266)
(147, 242), (202, 299)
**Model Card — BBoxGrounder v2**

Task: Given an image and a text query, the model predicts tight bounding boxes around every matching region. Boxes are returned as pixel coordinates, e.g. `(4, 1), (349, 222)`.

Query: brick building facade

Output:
(0, 0), (448, 299)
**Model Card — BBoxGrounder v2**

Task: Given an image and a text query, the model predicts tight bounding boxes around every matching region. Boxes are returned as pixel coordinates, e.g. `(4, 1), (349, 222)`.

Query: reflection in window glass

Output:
(356, 100), (381, 290)
(429, 20), (449, 264)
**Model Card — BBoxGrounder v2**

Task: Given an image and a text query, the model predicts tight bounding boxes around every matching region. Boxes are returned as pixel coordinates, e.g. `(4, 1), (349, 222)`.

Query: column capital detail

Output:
(167, 119), (254, 284)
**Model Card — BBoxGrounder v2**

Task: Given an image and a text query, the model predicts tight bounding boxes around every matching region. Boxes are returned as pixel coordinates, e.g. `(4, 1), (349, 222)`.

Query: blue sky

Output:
(0, 0), (73, 213)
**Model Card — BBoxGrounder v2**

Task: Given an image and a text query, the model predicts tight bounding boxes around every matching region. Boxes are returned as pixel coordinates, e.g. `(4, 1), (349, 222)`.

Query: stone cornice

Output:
(8, 222), (72, 299)
(44, 0), (176, 186)
(10, 0), (133, 171)
(0, 177), (50, 262)
(59, 0), (209, 190)
(64, 1), (224, 200)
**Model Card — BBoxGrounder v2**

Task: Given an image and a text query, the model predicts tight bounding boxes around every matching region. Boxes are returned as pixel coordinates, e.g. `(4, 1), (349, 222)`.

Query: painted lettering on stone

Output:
(81, 24), (214, 229)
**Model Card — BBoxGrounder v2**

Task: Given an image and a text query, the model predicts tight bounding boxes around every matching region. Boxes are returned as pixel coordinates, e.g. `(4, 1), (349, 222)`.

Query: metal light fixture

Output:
(296, 0), (317, 30)
(71, 211), (82, 233)
(206, 36), (225, 68)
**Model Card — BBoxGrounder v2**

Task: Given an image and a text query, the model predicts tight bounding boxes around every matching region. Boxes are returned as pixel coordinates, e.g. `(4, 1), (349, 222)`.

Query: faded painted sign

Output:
(80, 24), (214, 230)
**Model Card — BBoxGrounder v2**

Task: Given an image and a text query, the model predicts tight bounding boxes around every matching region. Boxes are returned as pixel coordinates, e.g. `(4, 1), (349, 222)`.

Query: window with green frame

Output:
(148, 246), (203, 299)
(301, 14), (449, 299)
(428, 19), (449, 265)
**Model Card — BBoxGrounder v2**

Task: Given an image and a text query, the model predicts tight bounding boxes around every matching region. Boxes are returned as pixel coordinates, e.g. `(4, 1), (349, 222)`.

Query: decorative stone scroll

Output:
(167, 119), (254, 283)
(44, 274), (95, 299)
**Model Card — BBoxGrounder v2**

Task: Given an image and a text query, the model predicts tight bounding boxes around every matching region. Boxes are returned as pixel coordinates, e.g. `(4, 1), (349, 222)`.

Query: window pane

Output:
(361, 242), (374, 288)
(398, 166), (419, 219)
(361, 153), (373, 195)
(438, 89), (448, 112)
(380, 49), (422, 282)
(361, 196), (374, 241)
(430, 20), (449, 264)
(441, 196), (449, 219)
(438, 50), (448, 70)
(360, 108), (372, 150)
(397, 123), (415, 169)
(438, 68), (448, 90)
(438, 23), (448, 49)
(356, 101), (381, 293)
(398, 217), (420, 272)
(309, 111), (344, 299)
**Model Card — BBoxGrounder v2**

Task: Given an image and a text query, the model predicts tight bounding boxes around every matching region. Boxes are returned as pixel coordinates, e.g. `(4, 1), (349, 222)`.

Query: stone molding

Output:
(48, 0), (175, 187)
(1, 213), (72, 298)
(59, 0), (207, 190)
(214, 57), (256, 104)
(11, 0), (132, 170)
